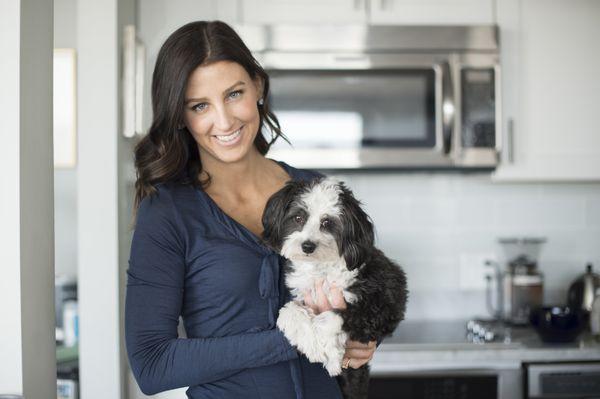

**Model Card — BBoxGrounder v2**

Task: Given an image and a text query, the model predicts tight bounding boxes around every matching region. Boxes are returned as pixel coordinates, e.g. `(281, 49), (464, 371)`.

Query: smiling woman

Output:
(183, 62), (263, 166)
(131, 21), (287, 209)
(125, 20), (377, 399)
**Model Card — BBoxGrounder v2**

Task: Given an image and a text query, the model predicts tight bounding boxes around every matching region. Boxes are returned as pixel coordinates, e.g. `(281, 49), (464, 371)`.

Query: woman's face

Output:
(183, 60), (263, 166)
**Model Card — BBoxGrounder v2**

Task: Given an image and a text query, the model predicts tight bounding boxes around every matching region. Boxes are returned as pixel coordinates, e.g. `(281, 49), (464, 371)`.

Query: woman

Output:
(125, 20), (377, 399)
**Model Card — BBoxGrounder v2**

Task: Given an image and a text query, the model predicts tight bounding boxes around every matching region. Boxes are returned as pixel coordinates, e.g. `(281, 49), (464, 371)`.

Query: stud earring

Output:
(258, 98), (264, 106)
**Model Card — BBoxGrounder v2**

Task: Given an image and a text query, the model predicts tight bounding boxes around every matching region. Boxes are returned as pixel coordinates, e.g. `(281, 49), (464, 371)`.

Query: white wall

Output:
(0, 0), (56, 397)
(0, 0), (24, 393)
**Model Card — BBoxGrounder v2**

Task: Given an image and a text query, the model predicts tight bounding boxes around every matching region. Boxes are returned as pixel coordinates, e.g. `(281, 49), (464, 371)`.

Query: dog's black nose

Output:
(301, 241), (317, 254)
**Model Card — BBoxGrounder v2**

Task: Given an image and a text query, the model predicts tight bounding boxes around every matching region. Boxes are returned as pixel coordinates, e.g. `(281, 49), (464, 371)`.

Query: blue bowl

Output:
(529, 305), (585, 343)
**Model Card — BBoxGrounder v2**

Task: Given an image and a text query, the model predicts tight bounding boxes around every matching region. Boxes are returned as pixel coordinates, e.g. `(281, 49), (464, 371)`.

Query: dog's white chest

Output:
(285, 259), (359, 304)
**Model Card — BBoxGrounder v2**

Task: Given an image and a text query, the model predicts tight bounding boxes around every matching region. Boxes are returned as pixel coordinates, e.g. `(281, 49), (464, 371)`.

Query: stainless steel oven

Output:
(525, 362), (600, 398)
(236, 25), (501, 169)
(369, 361), (522, 399)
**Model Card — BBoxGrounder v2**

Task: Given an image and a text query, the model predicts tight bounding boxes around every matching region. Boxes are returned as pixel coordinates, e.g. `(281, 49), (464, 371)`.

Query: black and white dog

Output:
(262, 177), (408, 399)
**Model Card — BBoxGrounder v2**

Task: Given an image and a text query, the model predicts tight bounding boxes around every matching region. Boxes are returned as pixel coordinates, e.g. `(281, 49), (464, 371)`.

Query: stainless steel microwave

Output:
(236, 25), (501, 170)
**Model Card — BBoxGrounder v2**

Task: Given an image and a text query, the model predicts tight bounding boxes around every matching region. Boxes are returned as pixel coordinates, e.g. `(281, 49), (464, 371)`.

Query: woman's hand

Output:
(302, 278), (346, 314)
(342, 340), (377, 369)
(302, 279), (378, 369)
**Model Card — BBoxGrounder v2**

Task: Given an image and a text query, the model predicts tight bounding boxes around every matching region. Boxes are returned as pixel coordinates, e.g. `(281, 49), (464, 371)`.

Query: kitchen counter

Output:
(371, 320), (600, 374)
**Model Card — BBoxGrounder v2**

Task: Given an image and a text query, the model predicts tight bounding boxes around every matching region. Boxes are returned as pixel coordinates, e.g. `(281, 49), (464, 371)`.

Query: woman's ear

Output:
(253, 76), (264, 101)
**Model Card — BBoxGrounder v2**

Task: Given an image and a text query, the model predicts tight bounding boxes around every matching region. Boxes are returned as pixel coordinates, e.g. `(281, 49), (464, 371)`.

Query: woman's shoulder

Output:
(136, 181), (201, 227)
(272, 159), (325, 182)
(140, 181), (195, 209)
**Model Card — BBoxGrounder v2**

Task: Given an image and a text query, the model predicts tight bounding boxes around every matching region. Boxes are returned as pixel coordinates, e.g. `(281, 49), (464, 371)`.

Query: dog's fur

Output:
(262, 177), (408, 399)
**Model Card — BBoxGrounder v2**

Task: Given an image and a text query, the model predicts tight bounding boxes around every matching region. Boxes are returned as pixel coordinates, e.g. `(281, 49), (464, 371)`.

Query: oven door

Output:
(526, 362), (600, 398)
(259, 53), (455, 169)
(368, 364), (523, 399)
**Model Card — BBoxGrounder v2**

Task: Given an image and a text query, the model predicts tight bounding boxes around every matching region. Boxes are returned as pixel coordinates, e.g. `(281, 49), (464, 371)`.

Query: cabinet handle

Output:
(507, 118), (514, 164)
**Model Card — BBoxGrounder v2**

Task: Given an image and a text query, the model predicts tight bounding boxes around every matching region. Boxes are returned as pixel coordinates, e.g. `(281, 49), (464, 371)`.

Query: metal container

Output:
(486, 237), (546, 325)
(567, 263), (600, 315)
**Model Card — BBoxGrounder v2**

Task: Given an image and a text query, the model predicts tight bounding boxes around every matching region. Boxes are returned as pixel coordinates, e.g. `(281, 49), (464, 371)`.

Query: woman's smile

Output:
(212, 125), (244, 147)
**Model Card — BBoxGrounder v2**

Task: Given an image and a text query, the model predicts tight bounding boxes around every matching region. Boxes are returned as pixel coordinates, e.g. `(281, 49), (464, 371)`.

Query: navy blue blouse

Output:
(125, 160), (342, 399)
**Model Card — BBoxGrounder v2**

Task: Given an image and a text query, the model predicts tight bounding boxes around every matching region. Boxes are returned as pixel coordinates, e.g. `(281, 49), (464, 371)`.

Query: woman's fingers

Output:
(302, 280), (349, 314)
(342, 356), (370, 369)
(314, 278), (331, 313)
(329, 283), (347, 310)
(303, 289), (317, 313)
(342, 340), (377, 368)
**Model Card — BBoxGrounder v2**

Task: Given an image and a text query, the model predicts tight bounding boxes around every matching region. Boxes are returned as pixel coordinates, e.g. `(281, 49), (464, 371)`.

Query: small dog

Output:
(262, 177), (408, 399)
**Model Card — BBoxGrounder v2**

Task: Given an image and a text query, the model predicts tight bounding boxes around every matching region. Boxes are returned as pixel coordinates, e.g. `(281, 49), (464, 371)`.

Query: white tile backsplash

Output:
(586, 197), (600, 226)
(338, 172), (600, 321)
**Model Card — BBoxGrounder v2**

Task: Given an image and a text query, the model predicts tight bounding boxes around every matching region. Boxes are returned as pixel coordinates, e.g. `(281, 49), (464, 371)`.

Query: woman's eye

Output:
(294, 215), (304, 224)
(228, 90), (243, 99)
(321, 219), (330, 228)
(192, 103), (208, 112)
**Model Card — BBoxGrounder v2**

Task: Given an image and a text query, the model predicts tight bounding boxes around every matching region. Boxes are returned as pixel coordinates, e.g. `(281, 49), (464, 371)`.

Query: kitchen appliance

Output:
(235, 25), (501, 169)
(567, 263), (600, 318)
(369, 367), (521, 399)
(529, 305), (585, 343)
(525, 362), (600, 398)
(372, 321), (523, 399)
(486, 237), (545, 325)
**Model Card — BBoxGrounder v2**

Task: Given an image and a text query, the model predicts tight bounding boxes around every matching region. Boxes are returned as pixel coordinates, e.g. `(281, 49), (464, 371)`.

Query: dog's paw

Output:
(313, 312), (347, 376)
(322, 331), (347, 376)
(277, 302), (327, 363)
(277, 302), (311, 345)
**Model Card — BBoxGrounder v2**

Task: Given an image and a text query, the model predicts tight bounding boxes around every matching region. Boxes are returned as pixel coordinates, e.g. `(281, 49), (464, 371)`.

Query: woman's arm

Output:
(125, 188), (297, 395)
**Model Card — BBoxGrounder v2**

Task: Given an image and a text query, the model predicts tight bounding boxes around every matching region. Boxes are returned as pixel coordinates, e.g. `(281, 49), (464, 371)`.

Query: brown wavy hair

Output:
(133, 20), (288, 213)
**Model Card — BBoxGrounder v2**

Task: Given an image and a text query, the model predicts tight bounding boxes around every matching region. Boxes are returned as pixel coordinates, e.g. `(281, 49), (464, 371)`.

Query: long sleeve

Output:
(125, 188), (297, 395)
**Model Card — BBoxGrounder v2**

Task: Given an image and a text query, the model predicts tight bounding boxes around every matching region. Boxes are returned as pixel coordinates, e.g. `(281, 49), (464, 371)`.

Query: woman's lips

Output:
(212, 126), (243, 147)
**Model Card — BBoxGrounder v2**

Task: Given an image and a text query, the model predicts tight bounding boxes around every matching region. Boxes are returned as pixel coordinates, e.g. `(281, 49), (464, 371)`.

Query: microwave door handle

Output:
(437, 62), (455, 155)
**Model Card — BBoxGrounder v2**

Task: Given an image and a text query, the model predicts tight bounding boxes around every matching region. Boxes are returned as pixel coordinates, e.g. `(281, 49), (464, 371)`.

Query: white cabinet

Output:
(239, 0), (369, 24)
(230, 0), (495, 25)
(493, 0), (600, 181)
(369, 0), (495, 25)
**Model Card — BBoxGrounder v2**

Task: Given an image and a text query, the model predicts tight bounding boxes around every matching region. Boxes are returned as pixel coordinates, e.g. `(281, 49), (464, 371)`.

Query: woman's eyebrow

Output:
(185, 81), (246, 104)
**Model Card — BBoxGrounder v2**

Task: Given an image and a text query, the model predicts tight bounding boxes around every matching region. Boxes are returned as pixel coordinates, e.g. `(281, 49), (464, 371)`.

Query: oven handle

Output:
(437, 61), (455, 155)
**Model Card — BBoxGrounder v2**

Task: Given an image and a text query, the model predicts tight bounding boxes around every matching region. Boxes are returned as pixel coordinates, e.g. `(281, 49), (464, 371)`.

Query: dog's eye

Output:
(321, 219), (331, 228)
(294, 215), (304, 224)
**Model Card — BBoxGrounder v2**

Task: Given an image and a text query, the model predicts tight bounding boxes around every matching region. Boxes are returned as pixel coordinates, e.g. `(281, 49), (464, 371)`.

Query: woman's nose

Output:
(213, 104), (235, 132)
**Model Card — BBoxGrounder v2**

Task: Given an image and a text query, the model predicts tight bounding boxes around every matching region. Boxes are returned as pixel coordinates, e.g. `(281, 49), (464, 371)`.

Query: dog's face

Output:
(262, 178), (374, 269)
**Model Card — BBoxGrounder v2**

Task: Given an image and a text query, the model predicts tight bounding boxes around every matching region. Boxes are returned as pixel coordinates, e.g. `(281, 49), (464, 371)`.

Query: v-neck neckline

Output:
(198, 159), (295, 248)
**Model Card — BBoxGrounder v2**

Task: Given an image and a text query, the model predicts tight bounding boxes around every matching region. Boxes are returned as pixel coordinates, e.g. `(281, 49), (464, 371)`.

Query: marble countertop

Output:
(371, 319), (600, 373)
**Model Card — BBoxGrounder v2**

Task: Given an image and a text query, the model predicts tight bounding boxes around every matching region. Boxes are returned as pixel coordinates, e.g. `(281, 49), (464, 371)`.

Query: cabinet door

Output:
(493, 0), (600, 181)
(240, 0), (368, 24)
(369, 0), (495, 25)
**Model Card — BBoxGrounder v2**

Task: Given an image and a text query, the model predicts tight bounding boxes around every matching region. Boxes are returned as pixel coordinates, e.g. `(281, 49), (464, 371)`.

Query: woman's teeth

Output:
(215, 128), (242, 142)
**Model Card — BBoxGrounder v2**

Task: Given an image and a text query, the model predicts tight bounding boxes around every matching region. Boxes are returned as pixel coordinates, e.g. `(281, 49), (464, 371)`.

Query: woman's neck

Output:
(199, 147), (273, 201)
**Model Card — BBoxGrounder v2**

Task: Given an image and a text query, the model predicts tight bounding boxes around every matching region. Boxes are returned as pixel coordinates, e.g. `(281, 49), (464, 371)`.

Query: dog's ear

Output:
(261, 180), (306, 251)
(337, 182), (375, 270)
